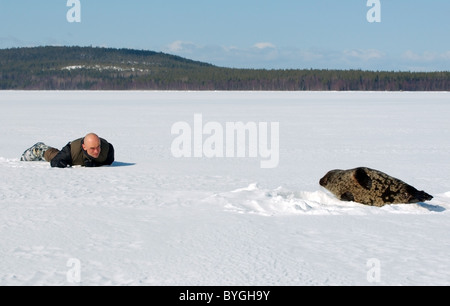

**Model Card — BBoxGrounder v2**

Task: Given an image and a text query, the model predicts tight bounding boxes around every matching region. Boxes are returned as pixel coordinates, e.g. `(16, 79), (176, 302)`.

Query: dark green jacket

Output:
(50, 138), (115, 168)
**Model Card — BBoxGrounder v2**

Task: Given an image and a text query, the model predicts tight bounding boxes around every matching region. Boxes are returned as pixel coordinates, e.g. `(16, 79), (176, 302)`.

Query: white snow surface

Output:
(0, 91), (449, 286)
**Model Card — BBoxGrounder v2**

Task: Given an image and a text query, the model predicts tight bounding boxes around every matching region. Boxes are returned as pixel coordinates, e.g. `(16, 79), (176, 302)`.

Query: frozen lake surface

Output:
(0, 91), (449, 285)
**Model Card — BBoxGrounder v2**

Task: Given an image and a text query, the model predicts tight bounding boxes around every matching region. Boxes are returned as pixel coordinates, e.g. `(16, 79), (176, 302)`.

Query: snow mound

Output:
(212, 183), (448, 216)
(0, 157), (50, 169)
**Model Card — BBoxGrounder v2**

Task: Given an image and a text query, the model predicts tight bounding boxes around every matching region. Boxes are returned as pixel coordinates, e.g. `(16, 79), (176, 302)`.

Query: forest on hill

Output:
(0, 46), (449, 91)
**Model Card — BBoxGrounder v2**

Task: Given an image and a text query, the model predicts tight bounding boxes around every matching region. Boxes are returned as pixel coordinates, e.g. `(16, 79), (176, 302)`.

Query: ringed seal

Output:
(319, 167), (433, 207)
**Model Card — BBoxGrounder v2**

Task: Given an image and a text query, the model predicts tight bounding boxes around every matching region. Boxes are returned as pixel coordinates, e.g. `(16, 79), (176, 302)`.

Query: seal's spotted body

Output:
(319, 167), (433, 207)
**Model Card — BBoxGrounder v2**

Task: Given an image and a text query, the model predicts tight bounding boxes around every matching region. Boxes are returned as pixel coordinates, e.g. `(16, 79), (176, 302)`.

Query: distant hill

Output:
(0, 46), (449, 91)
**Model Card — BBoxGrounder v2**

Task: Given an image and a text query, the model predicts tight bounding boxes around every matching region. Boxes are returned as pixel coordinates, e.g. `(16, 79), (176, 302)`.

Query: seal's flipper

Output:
(405, 185), (434, 203)
(354, 168), (372, 190)
(340, 192), (355, 202)
(416, 190), (434, 202)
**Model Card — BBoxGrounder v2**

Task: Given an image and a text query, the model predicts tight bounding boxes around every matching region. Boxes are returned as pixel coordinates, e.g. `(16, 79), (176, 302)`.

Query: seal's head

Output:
(319, 169), (342, 188)
(320, 167), (371, 203)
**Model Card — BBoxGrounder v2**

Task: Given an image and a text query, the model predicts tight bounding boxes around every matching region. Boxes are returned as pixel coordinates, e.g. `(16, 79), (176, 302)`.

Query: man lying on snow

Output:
(21, 133), (115, 168)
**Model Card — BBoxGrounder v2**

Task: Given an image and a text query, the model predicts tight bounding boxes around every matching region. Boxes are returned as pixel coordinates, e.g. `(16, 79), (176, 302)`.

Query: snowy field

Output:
(0, 91), (449, 286)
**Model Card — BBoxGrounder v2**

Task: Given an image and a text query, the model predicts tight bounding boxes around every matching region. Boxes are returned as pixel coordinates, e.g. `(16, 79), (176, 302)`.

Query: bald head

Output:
(82, 133), (101, 158)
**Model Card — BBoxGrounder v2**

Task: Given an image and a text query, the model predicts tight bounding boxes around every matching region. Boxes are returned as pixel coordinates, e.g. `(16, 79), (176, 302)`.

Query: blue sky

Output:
(0, 0), (449, 71)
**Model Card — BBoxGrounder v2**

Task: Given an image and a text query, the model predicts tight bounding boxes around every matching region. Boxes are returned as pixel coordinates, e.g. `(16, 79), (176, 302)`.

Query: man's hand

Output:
(58, 160), (71, 168)
(84, 159), (96, 167)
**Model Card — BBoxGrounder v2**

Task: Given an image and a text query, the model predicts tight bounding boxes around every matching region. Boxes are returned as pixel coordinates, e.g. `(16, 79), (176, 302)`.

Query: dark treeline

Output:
(1, 46), (449, 91)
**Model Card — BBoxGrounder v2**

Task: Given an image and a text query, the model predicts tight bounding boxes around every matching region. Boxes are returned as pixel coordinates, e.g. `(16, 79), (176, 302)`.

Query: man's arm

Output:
(50, 143), (73, 168)
(104, 143), (115, 166)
